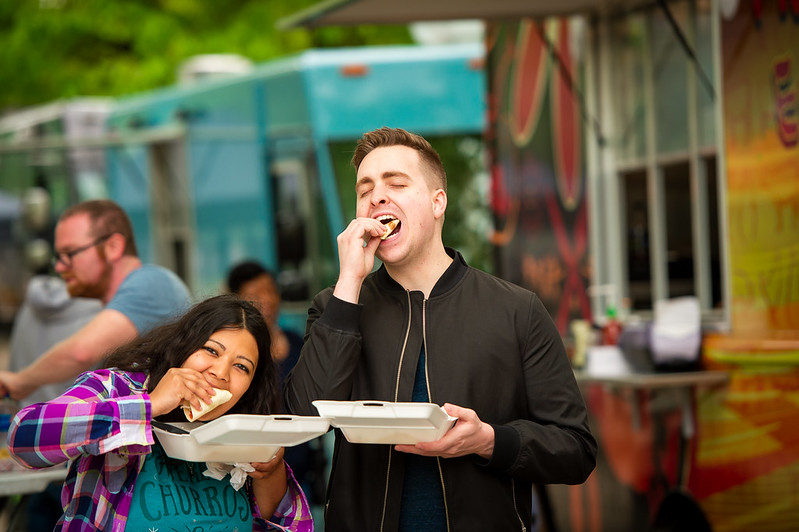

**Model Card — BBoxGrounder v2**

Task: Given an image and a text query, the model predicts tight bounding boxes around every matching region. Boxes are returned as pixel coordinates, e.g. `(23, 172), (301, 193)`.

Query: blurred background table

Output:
(0, 466), (67, 497)
(0, 466), (67, 531)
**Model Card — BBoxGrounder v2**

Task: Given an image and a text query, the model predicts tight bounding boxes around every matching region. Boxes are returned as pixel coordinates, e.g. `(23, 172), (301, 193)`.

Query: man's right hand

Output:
(333, 217), (386, 304)
(0, 371), (35, 401)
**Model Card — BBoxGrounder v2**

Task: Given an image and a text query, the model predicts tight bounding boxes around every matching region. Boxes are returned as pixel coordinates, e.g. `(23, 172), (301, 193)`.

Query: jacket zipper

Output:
(512, 479), (527, 531)
(379, 290), (414, 531)
(423, 298), (452, 532)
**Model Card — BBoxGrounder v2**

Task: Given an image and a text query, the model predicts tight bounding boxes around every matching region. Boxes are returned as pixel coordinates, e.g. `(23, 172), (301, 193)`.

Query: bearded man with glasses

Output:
(0, 199), (192, 401)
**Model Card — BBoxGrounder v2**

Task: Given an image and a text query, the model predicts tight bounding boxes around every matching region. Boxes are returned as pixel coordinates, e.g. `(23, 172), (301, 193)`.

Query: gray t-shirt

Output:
(10, 276), (103, 407)
(106, 264), (191, 334)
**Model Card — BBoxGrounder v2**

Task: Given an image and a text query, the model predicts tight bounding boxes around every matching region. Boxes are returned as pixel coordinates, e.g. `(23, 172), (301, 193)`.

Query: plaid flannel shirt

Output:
(9, 369), (313, 531)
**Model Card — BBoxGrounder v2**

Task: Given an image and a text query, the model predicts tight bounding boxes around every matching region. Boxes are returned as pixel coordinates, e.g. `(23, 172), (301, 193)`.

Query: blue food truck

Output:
(0, 43), (489, 333)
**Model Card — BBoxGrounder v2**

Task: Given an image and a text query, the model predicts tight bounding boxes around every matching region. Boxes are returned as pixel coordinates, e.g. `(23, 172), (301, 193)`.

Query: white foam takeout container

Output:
(153, 414), (330, 463)
(312, 400), (457, 445)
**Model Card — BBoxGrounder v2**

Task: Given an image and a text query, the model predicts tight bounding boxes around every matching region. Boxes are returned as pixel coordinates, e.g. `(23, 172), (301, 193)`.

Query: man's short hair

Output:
(59, 199), (138, 257)
(351, 127), (447, 192)
(227, 260), (274, 294)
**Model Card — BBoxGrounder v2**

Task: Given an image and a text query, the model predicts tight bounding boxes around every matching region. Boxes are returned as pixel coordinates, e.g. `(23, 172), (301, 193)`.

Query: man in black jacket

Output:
(284, 127), (596, 531)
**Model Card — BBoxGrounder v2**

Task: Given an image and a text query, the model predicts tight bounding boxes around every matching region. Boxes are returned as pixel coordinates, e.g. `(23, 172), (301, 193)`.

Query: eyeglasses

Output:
(52, 233), (114, 268)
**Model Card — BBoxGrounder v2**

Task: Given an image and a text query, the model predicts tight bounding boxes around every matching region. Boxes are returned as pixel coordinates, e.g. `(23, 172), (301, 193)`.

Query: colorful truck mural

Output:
(694, 3), (799, 530)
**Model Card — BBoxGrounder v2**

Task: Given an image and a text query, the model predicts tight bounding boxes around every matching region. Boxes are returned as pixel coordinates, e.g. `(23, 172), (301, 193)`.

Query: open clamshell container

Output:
(313, 400), (457, 445)
(153, 414), (330, 463)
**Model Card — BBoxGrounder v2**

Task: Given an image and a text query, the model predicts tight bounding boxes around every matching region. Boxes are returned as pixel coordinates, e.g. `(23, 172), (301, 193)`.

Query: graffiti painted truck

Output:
(286, 2), (799, 531)
(0, 43), (489, 334)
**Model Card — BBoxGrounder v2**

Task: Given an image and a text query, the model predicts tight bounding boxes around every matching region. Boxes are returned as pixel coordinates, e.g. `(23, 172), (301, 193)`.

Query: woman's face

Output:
(180, 327), (259, 420)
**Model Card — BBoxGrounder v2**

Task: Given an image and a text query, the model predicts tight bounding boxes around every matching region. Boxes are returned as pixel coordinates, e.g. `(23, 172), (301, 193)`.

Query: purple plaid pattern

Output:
(9, 369), (314, 531)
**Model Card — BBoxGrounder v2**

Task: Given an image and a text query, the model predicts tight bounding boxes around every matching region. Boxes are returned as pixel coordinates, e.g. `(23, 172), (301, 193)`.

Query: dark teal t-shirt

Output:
(127, 442), (253, 532)
(398, 346), (447, 531)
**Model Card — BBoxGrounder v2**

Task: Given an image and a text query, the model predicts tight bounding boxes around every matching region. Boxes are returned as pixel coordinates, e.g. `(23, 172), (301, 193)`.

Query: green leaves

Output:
(0, 0), (411, 111)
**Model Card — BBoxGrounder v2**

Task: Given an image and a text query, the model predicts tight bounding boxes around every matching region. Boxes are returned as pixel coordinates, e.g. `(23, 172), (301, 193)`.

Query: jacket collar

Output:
(375, 247), (468, 297)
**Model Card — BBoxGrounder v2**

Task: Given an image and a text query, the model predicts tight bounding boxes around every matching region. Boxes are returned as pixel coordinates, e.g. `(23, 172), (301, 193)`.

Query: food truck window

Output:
(608, 0), (724, 320)
(622, 170), (652, 311)
(271, 156), (313, 302)
(651, 7), (690, 155)
(268, 144), (339, 303)
(663, 163), (696, 299)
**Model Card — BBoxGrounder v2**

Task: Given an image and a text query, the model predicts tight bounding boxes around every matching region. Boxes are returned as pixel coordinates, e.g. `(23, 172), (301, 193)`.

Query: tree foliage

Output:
(0, 0), (411, 112)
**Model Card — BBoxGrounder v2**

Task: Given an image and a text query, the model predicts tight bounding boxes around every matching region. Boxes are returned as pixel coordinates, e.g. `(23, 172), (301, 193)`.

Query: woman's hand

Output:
(250, 448), (289, 518)
(148, 367), (216, 418)
(248, 447), (285, 480)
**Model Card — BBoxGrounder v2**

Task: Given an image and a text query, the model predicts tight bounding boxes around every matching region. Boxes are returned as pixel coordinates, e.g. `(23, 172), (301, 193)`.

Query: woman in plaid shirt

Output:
(8, 294), (314, 531)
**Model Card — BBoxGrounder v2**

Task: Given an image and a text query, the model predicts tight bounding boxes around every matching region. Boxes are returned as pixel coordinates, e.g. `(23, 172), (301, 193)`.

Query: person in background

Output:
(9, 275), (101, 408)
(284, 127), (597, 531)
(7, 273), (102, 531)
(8, 295), (313, 531)
(227, 261), (302, 384)
(227, 260), (327, 507)
(0, 199), (191, 400)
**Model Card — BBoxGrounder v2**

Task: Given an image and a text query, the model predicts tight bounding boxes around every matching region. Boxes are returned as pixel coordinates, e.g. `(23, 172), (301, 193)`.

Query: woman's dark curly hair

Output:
(103, 294), (278, 420)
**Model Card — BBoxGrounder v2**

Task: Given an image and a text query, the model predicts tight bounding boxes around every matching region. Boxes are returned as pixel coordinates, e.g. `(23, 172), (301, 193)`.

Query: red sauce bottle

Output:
(602, 306), (622, 345)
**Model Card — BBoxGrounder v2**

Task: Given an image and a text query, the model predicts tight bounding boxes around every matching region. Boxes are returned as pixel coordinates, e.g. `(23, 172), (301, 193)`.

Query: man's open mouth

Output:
(377, 215), (400, 240)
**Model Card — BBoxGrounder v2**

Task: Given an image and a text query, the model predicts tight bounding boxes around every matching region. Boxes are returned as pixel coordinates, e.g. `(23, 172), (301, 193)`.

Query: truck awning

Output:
(278, 0), (653, 29)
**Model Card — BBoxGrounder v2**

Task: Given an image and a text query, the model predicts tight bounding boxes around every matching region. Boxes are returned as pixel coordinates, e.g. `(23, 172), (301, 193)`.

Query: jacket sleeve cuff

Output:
(98, 393), (153, 455)
(316, 295), (362, 333)
(477, 424), (520, 471)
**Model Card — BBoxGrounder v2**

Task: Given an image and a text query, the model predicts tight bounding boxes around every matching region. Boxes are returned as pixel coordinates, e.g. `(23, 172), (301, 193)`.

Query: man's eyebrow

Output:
(381, 170), (411, 179)
(355, 175), (374, 189)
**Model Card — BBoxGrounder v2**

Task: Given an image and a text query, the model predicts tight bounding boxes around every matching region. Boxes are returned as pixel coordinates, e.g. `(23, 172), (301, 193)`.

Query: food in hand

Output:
(381, 219), (399, 240)
(182, 388), (233, 421)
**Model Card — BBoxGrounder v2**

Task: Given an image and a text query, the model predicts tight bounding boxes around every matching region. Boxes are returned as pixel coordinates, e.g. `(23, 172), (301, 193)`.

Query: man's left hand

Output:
(394, 403), (495, 460)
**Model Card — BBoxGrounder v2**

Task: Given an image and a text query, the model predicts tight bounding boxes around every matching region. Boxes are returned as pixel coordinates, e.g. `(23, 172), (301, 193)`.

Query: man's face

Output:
(53, 213), (112, 300)
(355, 145), (444, 267)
